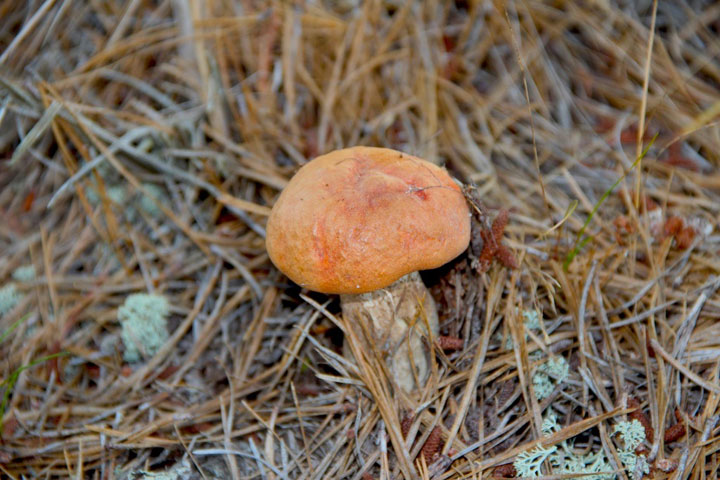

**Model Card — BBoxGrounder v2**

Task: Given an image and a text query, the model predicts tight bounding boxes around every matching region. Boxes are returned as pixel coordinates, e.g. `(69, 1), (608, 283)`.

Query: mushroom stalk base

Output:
(340, 272), (439, 393)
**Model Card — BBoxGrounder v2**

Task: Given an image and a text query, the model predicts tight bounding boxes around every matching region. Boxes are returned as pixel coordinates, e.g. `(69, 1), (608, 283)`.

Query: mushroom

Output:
(266, 146), (470, 392)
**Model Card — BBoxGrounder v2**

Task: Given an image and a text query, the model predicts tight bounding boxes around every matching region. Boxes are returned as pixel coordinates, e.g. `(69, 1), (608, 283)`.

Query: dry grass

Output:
(1, 1), (719, 479)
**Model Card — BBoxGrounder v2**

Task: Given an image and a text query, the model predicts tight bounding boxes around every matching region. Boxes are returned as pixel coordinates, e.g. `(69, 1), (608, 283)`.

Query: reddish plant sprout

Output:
(401, 413), (414, 438)
(421, 426), (443, 462)
(675, 226), (695, 249)
(674, 407), (684, 424)
(437, 335), (464, 351)
(478, 209), (518, 272)
(664, 422), (687, 443)
(494, 463), (517, 478)
(662, 216), (696, 249)
(664, 216), (684, 237)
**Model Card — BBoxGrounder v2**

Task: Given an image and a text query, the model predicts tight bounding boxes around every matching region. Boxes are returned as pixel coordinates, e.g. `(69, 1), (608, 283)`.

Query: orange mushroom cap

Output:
(265, 147), (471, 294)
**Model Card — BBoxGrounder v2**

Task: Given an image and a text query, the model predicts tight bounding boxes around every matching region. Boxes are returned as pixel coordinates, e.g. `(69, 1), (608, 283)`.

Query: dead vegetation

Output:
(1, 1), (719, 478)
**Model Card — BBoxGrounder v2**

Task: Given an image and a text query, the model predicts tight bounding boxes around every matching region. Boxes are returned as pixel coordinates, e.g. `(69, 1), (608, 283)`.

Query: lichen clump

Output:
(514, 412), (649, 479)
(119, 293), (170, 363)
(12, 265), (36, 282)
(0, 284), (21, 316)
(533, 355), (570, 400)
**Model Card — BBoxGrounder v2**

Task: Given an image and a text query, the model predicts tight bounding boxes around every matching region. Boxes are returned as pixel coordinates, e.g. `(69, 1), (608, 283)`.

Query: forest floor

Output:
(1, 1), (719, 479)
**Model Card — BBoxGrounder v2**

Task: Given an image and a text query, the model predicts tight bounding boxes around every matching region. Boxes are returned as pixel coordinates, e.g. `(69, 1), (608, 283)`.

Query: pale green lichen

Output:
(0, 284), (21, 316)
(618, 448), (650, 478)
(118, 458), (192, 480)
(516, 412), (650, 479)
(540, 355), (570, 381)
(618, 449), (638, 474)
(533, 371), (555, 400)
(541, 409), (559, 436)
(613, 419), (646, 451)
(119, 293), (170, 363)
(516, 409), (615, 479)
(613, 419), (649, 478)
(503, 308), (542, 349)
(542, 409), (561, 435)
(87, 184), (127, 206)
(522, 308), (541, 330)
(553, 449), (614, 480)
(12, 265), (35, 282)
(137, 183), (165, 218)
(514, 444), (557, 477)
(533, 355), (569, 400)
(107, 185), (127, 204)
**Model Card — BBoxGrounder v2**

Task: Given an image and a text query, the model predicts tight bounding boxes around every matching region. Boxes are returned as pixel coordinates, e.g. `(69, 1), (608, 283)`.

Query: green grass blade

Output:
(0, 313), (31, 345)
(0, 351), (68, 435)
(542, 200), (578, 238)
(563, 134), (658, 270)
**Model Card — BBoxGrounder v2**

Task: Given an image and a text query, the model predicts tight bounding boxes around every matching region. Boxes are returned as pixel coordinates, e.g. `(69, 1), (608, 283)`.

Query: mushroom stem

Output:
(340, 272), (439, 393)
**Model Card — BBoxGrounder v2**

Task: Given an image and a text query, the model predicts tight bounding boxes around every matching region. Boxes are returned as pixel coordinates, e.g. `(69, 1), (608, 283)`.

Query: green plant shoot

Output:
(563, 134), (658, 270)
